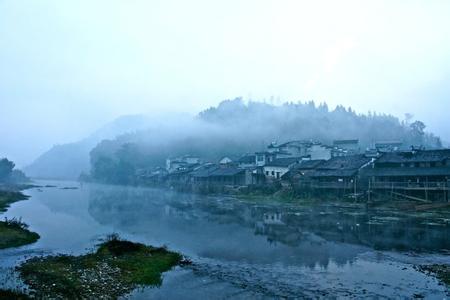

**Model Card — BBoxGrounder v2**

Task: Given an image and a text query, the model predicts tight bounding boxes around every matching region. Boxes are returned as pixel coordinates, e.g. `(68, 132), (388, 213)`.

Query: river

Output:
(1, 180), (449, 299)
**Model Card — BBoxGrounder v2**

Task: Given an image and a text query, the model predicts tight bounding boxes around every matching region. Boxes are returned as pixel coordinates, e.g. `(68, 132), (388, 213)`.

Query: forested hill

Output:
(89, 99), (442, 184)
(198, 99), (441, 148)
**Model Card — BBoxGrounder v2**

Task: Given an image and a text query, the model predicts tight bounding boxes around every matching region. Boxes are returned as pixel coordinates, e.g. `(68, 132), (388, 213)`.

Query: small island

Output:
(17, 235), (184, 299)
(0, 158), (40, 250)
(0, 218), (39, 250)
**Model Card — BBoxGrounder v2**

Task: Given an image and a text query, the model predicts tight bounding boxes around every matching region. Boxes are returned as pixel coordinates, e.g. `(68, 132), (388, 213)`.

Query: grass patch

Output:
(0, 218), (39, 249)
(0, 190), (28, 213)
(417, 264), (450, 287)
(0, 289), (30, 300)
(17, 234), (185, 299)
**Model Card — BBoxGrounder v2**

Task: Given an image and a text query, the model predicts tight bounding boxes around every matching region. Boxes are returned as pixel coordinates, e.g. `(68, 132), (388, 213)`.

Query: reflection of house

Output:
(264, 157), (302, 180)
(263, 212), (284, 225)
(307, 155), (372, 189)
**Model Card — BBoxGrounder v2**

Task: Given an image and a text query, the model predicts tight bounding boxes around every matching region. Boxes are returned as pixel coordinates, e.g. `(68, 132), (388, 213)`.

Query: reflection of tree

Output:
(88, 185), (450, 270)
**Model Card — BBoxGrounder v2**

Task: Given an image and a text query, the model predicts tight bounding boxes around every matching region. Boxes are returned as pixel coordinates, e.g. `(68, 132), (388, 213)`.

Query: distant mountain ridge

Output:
(23, 115), (154, 179)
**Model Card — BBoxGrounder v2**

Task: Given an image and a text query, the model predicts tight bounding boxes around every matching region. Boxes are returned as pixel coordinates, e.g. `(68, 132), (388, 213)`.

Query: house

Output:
(332, 139), (360, 157)
(255, 152), (277, 167)
(306, 154), (372, 189)
(208, 166), (253, 186)
(166, 155), (200, 172)
(306, 143), (332, 160)
(190, 164), (253, 187)
(263, 157), (302, 180)
(363, 149), (450, 187)
(374, 141), (403, 152)
(219, 156), (234, 165)
(268, 140), (312, 157)
(282, 159), (326, 182)
(190, 163), (220, 184)
(237, 154), (256, 168)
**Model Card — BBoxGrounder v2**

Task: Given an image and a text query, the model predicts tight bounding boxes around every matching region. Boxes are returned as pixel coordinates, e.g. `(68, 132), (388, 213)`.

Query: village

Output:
(136, 139), (450, 204)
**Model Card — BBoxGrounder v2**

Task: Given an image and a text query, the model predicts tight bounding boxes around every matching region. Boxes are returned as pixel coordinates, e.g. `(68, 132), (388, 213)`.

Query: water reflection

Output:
(2, 182), (449, 298)
(87, 185), (450, 269)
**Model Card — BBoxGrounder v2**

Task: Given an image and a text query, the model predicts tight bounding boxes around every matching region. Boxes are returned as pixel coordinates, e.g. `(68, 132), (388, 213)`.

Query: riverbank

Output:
(0, 289), (30, 300)
(0, 218), (39, 250)
(17, 235), (185, 299)
(0, 185), (40, 249)
(0, 190), (29, 213)
(417, 264), (450, 287)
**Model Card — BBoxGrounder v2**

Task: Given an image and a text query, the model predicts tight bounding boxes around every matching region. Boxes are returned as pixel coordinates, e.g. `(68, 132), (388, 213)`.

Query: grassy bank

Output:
(417, 264), (450, 287)
(0, 289), (30, 300)
(0, 191), (28, 213)
(0, 218), (40, 249)
(18, 235), (184, 299)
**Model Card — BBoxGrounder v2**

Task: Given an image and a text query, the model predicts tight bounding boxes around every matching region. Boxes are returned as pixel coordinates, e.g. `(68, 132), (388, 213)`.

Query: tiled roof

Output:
(210, 167), (245, 177)
(265, 157), (302, 167)
(376, 150), (450, 164)
(363, 167), (450, 177)
(317, 155), (372, 170)
(238, 155), (256, 164)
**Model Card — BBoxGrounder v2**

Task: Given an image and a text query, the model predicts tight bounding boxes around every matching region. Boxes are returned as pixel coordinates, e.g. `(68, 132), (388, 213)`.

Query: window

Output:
(265, 171), (269, 175)
(276, 172), (280, 179)
(271, 171), (275, 176)
(257, 155), (264, 162)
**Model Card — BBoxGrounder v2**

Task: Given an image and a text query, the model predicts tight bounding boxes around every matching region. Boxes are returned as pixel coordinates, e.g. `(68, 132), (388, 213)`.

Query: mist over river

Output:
(1, 181), (449, 299)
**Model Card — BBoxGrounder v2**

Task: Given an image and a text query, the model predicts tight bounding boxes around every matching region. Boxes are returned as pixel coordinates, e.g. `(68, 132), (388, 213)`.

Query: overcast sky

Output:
(1, 0), (450, 167)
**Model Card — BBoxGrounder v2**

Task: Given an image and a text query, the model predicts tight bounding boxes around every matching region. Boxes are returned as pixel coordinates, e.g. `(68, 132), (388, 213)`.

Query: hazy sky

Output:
(1, 0), (450, 166)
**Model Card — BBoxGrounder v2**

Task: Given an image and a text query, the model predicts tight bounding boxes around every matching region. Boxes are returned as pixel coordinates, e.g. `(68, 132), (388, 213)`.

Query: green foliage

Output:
(0, 158), (14, 182)
(0, 289), (30, 300)
(0, 220), (39, 249)
(0, 190), (29, 213)
(18, 236), (183, 299)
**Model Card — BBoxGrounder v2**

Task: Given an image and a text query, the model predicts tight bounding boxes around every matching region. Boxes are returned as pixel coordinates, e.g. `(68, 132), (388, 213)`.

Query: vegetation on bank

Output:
(417, 264), (450, 287)
(17, 234), (185, 299)
(0, 218), (39, 249)
(0, 191), (29, 213)
(0, 289), (30, 300)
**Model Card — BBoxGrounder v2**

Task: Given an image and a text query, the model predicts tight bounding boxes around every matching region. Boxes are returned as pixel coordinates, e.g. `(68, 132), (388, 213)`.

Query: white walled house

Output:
(219, 156), (234, 165)
(255, 152), (276, 167)
(263, 157), (301, 180)
(307, 144), (332, 160)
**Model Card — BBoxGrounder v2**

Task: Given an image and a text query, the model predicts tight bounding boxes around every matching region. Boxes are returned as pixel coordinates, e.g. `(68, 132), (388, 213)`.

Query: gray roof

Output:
(317, 155), (372, 170)
(363, 167), (450, 177)
(307, 155), (372, 178)
(238, 155), (256, 164)
(265, 157), (302, 167)
(210, 167), (245, 177)
(376, 150), (450, 164)
(333, 139), (359, 145)
(294, 159), (326, 170)
(189, 164), (219, 178)
(309, 169), (359, 178)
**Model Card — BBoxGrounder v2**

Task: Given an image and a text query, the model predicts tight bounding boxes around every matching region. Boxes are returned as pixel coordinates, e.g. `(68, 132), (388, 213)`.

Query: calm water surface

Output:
(1, 180), (449, 299)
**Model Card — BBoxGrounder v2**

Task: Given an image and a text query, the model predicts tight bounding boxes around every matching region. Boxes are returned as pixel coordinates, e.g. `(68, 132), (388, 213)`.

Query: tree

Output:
(0, 158), (15, 181)
(410, 121), (426, 136)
